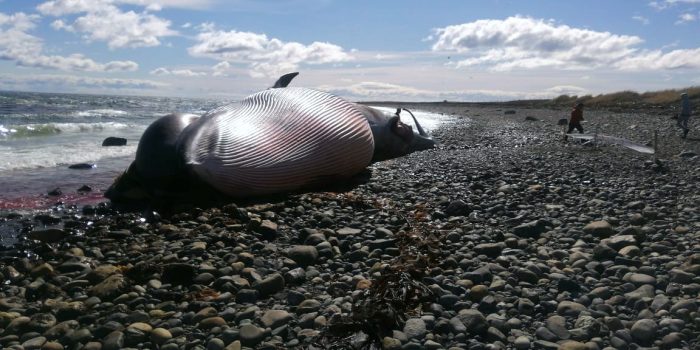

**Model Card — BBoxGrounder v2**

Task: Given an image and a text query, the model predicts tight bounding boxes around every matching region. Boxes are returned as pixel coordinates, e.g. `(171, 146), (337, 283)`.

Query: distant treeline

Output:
(549, 86), (700, 110)
(363, 86), (699, 112)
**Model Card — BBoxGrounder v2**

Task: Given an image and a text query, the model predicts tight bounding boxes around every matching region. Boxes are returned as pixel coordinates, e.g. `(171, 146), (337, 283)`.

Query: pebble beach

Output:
(1, 103), (699, 350)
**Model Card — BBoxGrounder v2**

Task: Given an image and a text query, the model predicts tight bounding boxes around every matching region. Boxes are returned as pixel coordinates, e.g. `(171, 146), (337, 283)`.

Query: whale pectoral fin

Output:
(271, 72), (299, 88)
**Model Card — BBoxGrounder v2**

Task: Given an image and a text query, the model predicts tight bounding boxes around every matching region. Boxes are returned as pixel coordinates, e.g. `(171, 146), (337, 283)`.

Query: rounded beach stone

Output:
(254, 273), (285, 297)
(150, 328), (172, 345)
(557, 301), (586, 316)
(630, 319), (658, 344)
(583, 221), (614, 237)
(260, 310), (292, 329)
(287, 245), (318, 266)
(198, 317), (226, 329)
(239, 324), (265, 346)
(469, 284), (489, 301)
(403, 318), (427, 340)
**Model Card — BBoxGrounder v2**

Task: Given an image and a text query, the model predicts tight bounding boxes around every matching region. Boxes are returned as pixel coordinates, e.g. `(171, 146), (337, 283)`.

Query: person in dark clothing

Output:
(565, 102), (584, 140)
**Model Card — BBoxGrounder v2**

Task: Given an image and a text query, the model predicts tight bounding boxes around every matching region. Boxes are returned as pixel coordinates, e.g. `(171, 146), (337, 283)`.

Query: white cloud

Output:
(546, 85), (588, 96)
(188, 29), (352, 78)
(0, 73), (165, 90)
(149, 67), (207, 76)
(431, 16), (700, 72)
(663, 0), (700, 4)
(632, 15), (650, 25)
(37, 0), (214, 15)
(432, 16), (643, 71)
(676, 13), (697, 24)
(37, 0), (177, 49)
(117, 0), (216, 10)
(0, 11), (138, 72)
(616, 48), (700, 70)
(319, 81), (556, 102)
(650, 0), (700, 10)
(212, 61), (230, 76)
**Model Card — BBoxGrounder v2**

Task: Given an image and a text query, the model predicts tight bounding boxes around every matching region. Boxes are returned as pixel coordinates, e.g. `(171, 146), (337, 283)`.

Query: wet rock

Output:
(27, 229), (68, 243)
(102, 137), (127, 146)
(68, 163), (95, 170)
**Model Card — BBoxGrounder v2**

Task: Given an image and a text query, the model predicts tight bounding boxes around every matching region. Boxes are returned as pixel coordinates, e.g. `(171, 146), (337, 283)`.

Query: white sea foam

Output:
(0, 122), (133, 138)
(0, 141), (138, 172)
(370, 106), (457, 132)
(74, 109), (129, 118)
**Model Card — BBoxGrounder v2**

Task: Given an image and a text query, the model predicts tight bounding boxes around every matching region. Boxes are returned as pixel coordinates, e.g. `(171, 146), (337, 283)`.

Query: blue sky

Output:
(1, 0), (699, 101)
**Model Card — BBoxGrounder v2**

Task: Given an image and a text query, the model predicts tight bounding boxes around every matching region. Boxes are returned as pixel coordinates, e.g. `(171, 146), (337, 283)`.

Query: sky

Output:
(1, 0), (699, 101)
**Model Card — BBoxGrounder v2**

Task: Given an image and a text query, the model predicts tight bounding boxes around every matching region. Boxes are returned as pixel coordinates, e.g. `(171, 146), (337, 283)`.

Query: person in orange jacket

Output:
(565, 102), (584, 140)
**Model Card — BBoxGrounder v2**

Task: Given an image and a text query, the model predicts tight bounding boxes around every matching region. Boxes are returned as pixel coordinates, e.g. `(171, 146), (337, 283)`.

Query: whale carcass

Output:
(106, 73), (435, 202)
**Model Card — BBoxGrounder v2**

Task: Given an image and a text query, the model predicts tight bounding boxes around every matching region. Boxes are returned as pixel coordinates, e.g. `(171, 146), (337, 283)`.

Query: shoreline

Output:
(0, 104), (698, 349)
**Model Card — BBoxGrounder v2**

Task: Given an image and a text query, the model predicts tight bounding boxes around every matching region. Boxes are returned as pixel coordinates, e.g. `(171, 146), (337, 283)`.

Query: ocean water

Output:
(0, 92), (454, 210)
(0, 91), (221, 210)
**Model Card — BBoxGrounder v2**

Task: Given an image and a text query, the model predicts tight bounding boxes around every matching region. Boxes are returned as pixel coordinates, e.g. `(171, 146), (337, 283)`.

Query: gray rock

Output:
(474, 242), (505, 257)
(557, 301), (586, 317)
(513, 220), (547, 237)
(102, 330), (124, 350)
(287, 246), (318, 267)
(583, 221), (614, 237)
(446, 200), (469, 216)
(239, 324), (265, 347)
(604, 235), (636, 250)
(456, 309), (487, 335)
(253, 273), (285, 297)
(545, 315), (570, 340)
(260, 310), (292, 329)
(625, 284), (655, 299)
(150, 328), (172, 345)
(89, 274), (126, 301)
(206, 338), (225, 350)
(514, 335), (531, 349)
(21, 336), (46, 350)
(102, 137), (127, 146)
(630, 319), (657, 344)
(624, 272), (656, 286)
(403, 318), (427, 340)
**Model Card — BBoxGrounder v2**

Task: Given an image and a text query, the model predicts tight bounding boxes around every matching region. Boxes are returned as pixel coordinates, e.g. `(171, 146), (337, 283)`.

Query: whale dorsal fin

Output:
(272, 72), (299, 88)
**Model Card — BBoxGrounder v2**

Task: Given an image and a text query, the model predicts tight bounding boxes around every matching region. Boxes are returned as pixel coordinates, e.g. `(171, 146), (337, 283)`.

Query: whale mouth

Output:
(400, 108), (435, 152)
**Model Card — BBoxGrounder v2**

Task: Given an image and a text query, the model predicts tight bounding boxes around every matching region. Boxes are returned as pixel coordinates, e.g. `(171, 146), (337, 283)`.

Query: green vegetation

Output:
(550, 86), (700, 109)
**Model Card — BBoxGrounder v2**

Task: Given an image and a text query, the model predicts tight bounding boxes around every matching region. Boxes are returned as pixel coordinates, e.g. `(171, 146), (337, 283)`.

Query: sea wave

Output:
(0, 142), (136, 172)
(0, 122), (133, 138)
(73, 109), (129, 118)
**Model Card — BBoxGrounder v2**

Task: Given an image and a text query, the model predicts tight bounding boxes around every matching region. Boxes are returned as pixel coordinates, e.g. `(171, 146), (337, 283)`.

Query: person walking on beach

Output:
(678, 92), (691, 139)
(564, 102), (584, 141)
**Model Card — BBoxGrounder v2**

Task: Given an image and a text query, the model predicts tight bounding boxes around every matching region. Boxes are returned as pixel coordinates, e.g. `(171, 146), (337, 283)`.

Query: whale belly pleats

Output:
(179, 87), (374, 197)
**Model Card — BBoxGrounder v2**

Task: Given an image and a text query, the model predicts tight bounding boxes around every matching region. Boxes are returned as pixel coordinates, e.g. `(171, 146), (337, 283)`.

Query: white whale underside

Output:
(180, 87), (375, 197)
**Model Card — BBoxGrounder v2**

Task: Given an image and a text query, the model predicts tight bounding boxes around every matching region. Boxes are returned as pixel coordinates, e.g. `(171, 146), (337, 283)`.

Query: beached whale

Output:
(106, 73), (435, 203)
